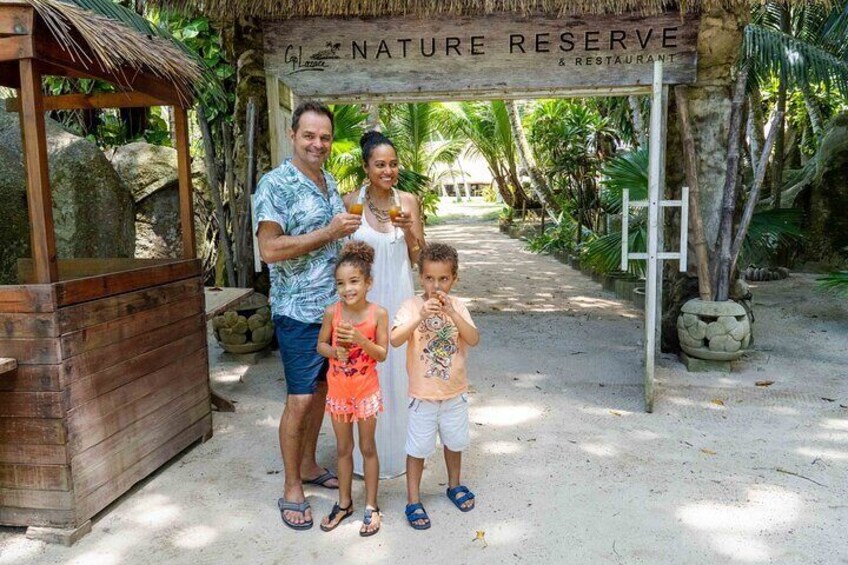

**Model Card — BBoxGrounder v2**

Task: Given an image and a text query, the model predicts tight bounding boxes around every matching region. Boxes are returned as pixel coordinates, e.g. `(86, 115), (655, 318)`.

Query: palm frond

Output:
(818, 271), (848, 296)
(600, 148), (649, 212)
(743, 23), (848, 96)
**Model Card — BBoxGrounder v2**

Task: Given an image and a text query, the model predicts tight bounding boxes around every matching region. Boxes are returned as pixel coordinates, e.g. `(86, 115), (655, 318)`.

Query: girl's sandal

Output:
(359, 506), (381, 537)
(320, 502), (353, 532)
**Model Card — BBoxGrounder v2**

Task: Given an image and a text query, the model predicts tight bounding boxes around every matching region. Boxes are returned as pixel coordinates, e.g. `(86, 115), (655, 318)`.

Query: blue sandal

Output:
(405, 502), (431, 530)
(446, 485), (476, 512)
(359, 506), (381, 537)
(278, 498), (313, 530)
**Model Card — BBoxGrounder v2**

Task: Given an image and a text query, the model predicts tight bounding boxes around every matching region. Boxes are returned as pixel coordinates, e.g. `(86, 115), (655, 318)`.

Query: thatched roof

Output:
(4, 0), (219, 103)
(148, 0), (828, 19)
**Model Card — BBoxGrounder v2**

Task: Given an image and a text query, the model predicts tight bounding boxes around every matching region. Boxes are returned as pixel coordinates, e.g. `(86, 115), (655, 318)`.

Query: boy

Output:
(391, 243), (480, 530)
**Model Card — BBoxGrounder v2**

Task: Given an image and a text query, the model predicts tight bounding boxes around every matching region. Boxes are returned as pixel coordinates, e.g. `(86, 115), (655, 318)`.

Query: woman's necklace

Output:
(365, 189), (392, 223)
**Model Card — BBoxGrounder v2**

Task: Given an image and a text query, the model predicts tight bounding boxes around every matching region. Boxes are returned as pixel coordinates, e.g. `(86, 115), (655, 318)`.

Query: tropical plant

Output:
(581, 149), (649, 276)
(441, 101), (532, 208)
(818, 271), (848, 295)
(743, 0), (848, 207)
(529, 99), (616, 242)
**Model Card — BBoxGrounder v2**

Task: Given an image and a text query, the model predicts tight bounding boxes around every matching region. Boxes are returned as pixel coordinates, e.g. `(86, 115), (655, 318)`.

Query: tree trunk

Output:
(674, 85), (713, 301)
(771, 7), (790, 210)
(714, 62), (749, 302)
(628, 95), (646, 147)
(197, 107), (237, 286)
(730, 109), (783, 275)
(801, 84), (823, 140)
(504, 99), (557, 215)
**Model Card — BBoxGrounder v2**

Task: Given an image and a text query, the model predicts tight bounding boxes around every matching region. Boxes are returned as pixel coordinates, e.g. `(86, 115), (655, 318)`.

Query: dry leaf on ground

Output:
(472, 530), (488, 548)
(711, 399), (725, 406)
(755, 380), (775, 387)
(700, 448), (717, 455)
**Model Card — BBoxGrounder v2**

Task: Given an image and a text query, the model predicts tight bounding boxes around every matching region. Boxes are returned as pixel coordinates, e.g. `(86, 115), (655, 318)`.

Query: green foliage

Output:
(525, 211), (579, 254)
(441, 101), (521, 202)
(818, 271), (848, 295)
(155, 11), (233, 120)
(742, 207), (805, 265)
(599, 148), (649, 212)
(746, 2), (848, 97)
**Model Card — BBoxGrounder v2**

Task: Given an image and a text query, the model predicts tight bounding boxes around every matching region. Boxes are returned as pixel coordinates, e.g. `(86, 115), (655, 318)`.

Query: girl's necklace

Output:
(365, 190), (392, 223)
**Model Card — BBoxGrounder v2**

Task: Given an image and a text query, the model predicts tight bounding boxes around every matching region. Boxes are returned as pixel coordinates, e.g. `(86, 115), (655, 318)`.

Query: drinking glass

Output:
(388, 188), (402, 243)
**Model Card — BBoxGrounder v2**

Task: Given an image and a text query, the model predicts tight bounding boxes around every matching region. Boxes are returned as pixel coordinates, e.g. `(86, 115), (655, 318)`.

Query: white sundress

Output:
(350, 197), (415, 478)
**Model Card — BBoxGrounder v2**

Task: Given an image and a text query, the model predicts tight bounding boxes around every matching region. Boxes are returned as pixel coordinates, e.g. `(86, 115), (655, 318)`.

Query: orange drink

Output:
(388, 206), (401, 220)
(349, 202), (364, 215)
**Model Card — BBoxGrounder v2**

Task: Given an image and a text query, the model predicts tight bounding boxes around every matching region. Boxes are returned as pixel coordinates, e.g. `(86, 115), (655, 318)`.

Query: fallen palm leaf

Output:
(711, 399), (725, 406)
(755, 380), (775, 387)
(700, 448), (717, 455)
(610, 410), (623, 417)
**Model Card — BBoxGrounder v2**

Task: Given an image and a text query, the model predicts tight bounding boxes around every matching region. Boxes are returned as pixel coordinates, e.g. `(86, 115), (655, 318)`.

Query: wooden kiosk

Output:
(0, 1), (211, 543)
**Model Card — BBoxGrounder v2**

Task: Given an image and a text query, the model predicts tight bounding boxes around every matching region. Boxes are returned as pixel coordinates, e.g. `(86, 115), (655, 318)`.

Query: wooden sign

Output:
(264, 12), (699, 100)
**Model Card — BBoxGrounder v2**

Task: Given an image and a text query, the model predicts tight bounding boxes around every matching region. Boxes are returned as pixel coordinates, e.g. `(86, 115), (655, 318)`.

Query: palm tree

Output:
(441, 101), (533, 208)
(504, 100), (558, 214)
(743, 1), (848, 206)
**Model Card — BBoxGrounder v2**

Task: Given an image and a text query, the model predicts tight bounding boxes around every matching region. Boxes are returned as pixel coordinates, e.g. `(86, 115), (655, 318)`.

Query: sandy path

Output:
(2, 221), (846, 564)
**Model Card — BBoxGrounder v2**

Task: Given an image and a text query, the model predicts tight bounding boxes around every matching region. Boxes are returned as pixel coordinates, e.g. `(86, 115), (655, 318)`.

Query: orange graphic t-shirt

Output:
(393, 295), (476, 401)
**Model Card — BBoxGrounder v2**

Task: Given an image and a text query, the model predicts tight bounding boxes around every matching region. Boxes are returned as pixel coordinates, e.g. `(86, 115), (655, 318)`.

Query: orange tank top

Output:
(328, 302), (379, 382)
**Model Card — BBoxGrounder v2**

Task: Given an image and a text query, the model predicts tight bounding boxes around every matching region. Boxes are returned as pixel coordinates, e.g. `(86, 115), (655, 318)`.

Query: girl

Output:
(316, 241), (389, 536)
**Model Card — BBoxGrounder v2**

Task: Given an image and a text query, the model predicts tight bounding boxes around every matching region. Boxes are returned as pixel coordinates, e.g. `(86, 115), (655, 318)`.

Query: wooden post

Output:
(173, 106), (196, 259)
(18, 59), (58, 283)
(644, 60), (665, 414)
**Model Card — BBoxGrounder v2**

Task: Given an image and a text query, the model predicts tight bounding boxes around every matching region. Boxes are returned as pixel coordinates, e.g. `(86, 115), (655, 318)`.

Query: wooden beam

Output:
(19, 58), (58, 284)
(315, 85), (653, 105)
(0, 5), (34, 36)
(173, 106), (196, 259)
(0, 35), (32, 62)
(5, 91), (170, 112)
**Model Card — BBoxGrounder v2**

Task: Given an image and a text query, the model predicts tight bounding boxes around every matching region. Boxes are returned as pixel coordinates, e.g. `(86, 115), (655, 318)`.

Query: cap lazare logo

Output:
(283, 26), (683, 74)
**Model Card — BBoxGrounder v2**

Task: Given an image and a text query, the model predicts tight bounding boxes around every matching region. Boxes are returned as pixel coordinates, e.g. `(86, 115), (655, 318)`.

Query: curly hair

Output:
(336, 241), (375, 278)
(417, 242), (458, 276)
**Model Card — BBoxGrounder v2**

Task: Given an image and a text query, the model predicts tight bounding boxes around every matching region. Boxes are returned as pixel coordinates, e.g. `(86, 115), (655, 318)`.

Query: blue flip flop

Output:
(446, 485), (476, 512)
(278, 498), (313, 530)
(405, 502), (431, 530)
(304, 467), (339, 489)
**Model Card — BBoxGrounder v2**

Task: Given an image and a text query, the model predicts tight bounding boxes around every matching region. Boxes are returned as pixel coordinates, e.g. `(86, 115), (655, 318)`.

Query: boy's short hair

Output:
(417, 243), (459, 276)
(292, 101), (334, 132)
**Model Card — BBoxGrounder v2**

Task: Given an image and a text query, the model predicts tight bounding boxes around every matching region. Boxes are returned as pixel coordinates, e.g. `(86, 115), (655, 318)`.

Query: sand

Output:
(1, 217), (846, 565)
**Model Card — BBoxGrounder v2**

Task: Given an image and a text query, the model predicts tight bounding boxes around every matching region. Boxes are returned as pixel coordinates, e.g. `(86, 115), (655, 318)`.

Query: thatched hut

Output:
(0, 0), (216, 544)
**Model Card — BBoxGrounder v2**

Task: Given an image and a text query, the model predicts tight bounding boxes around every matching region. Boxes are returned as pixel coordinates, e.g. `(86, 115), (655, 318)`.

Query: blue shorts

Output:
(273, 315), (328, 395)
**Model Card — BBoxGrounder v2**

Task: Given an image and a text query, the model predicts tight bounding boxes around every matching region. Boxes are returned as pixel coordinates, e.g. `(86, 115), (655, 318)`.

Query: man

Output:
(254, 102), (361, 530)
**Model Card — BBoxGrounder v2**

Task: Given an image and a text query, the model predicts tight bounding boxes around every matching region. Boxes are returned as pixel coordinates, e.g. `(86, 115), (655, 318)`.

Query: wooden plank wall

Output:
(0, 260), (211, 527)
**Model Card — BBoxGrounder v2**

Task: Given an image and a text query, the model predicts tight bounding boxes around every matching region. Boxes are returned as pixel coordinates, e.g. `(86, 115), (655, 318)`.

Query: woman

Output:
(343, 131), (425, 478)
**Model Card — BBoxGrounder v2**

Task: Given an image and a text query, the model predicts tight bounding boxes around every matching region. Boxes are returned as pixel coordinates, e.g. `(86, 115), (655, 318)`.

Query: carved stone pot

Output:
(676, 299), (751, 361)
(212, 294), (274, 354)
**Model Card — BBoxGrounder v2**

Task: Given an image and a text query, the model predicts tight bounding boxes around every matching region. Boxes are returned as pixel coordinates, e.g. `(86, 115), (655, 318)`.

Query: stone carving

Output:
(677, 298), (751, 361)
(212, 303), (274, 354)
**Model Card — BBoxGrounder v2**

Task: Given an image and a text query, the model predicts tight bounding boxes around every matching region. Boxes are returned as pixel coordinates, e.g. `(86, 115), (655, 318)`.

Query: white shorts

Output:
(405, 393), (470, 458)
